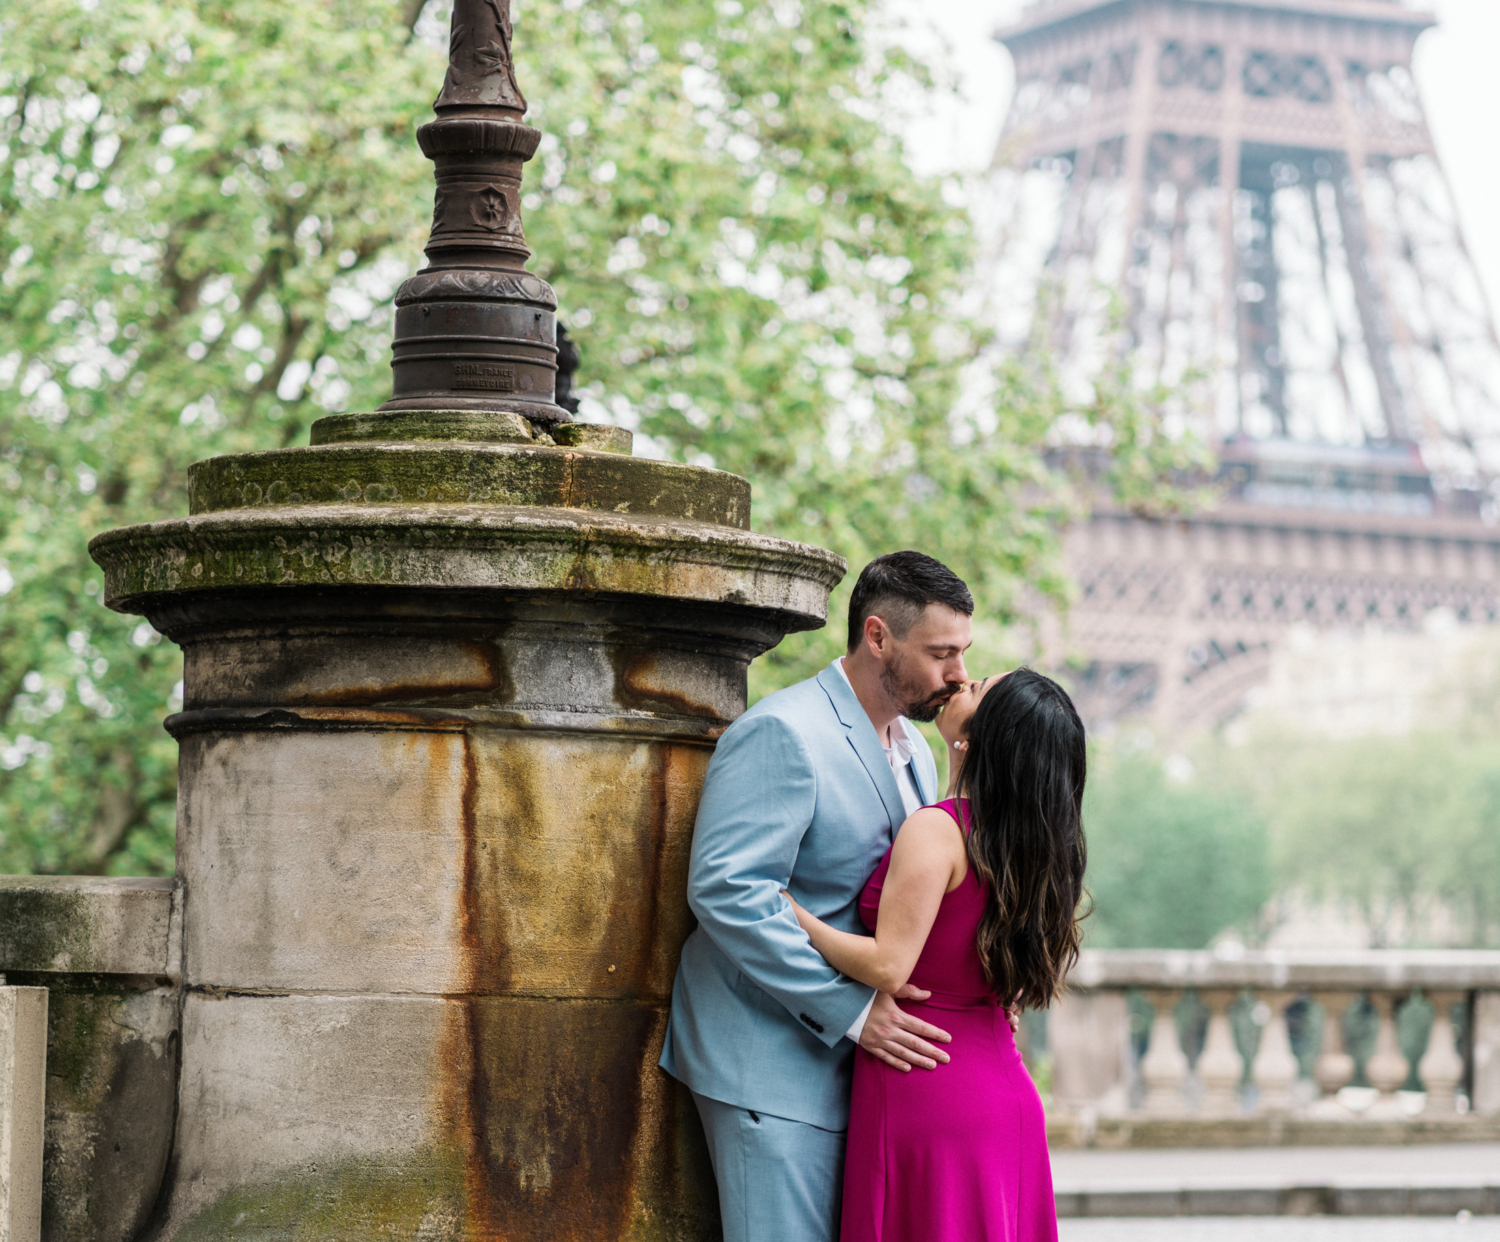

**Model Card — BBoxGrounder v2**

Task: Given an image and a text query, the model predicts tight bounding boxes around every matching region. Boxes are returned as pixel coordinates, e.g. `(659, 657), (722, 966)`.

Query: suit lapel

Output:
(816, 662), (906, 833)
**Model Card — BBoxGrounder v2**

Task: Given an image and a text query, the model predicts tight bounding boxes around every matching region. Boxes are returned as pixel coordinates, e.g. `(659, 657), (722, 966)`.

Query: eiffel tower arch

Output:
(986, 0), (1500, 730)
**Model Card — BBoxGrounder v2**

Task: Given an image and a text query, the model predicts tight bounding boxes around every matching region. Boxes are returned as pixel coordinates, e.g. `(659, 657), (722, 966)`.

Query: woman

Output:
(785, 668), (1087, 1242)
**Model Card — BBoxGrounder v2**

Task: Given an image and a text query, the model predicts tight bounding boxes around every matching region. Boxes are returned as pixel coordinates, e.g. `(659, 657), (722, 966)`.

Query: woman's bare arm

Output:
(784, 807), (966, 993)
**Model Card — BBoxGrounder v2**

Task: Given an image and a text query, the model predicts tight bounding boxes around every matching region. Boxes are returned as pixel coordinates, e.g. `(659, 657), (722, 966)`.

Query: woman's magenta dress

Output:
(840, 798), (1058, 1242)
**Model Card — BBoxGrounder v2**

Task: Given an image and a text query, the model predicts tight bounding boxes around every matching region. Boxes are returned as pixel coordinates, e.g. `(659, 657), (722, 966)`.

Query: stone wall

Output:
(0, 877), (178, 1242)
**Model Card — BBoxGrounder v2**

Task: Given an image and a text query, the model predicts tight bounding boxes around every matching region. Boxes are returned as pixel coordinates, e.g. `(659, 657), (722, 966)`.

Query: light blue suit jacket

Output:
(659, 660), (939, 1130)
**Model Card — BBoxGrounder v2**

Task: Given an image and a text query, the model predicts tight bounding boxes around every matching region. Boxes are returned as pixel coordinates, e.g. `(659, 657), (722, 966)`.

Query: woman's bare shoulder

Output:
(892, 805), (967, 860)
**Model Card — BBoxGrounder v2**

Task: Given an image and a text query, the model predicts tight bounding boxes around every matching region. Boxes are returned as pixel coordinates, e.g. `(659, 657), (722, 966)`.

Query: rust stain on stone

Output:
(602, 744), (670, 995)
(612, 650), (722, 721)
(300, 638), (509, 707)
(164, 705), (479, 740)
(463, 996), (659, 1238)
(445, 734), (640, 1238)
(649, 746), (711, 992)
(562, 534), (600, 593)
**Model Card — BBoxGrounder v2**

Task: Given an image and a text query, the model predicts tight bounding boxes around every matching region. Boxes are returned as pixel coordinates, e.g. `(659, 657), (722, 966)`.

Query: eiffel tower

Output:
(987, 0), (1500, 730)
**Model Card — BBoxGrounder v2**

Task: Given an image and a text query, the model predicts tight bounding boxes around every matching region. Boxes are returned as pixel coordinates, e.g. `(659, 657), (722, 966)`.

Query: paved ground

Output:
(1061, 1217), (1500, 1240)
(1051, 1143), (1500, 1218)
(1052, 1143), (1500, 1192)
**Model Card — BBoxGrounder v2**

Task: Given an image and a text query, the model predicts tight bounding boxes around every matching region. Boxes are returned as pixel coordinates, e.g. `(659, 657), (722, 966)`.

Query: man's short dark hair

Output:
(846, 551), (974, 652)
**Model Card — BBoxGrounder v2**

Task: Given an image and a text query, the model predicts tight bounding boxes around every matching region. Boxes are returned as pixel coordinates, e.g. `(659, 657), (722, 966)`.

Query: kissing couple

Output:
(660, 550), (1087, 1242)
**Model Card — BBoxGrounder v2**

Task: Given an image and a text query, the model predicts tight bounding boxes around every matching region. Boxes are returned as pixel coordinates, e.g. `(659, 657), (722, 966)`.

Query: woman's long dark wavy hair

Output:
(956, 668), (1088, 1010)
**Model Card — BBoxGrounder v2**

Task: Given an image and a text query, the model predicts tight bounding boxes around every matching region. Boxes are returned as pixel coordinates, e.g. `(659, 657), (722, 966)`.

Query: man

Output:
(660, 550), (974, 1241)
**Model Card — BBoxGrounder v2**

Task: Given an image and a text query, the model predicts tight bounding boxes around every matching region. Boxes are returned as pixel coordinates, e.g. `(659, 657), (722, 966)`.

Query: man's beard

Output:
(881, 656), (960, 723)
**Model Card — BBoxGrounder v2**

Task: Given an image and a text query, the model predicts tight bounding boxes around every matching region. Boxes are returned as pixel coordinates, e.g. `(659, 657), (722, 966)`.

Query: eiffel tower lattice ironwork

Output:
(984, 0), (1500, 729)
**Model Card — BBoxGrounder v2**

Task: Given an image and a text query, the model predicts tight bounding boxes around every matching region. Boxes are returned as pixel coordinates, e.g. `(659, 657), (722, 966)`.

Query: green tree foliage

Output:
(0, 1), (434, 875)
(0, 0), (1196, 875)
(1082, 746), (1272, 949)
(1236, 728), (1500, 948)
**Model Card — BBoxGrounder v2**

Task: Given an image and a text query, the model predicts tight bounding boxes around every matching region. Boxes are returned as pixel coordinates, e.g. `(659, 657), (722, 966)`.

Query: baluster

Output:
(1140, 989), (1190, 1115)
(1418, 990), (1466, 1114)
(1250, 990), (1299, 1113)
(1311, 991), (1356, 1115)
(1365, 991), (1410, 1116)
(1197, 988), (1243, 1115)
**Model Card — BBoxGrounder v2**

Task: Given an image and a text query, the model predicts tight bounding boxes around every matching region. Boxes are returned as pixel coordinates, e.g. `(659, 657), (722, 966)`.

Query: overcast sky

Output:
(895, 0), (1500, 315)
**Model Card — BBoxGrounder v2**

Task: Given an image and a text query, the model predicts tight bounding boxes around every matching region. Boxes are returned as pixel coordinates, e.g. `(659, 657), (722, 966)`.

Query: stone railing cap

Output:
(0, 875), (177, 978)
(1069, 947), (1500, 991)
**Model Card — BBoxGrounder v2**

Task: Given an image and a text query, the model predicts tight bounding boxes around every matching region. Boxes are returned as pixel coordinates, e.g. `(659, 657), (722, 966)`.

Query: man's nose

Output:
(947, 654), (968, 684)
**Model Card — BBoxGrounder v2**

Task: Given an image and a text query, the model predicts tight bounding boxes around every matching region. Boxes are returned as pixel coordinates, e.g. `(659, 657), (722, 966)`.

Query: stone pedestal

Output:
(1048, 990), (1131, 1113)
(90, 421), (842, 1238)
(1473, 991), (1500, 1117)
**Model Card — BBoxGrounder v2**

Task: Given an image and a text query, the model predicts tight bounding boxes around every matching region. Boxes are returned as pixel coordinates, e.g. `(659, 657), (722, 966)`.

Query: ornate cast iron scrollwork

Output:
(378, 0), (570, 426)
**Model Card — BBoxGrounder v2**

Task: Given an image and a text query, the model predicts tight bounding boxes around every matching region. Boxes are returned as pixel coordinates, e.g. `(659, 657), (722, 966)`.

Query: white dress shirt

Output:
(833, 657), (925, 1042)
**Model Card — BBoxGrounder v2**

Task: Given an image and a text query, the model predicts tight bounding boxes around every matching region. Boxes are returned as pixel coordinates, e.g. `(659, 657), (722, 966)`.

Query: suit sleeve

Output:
(686, 711), (875, 1048)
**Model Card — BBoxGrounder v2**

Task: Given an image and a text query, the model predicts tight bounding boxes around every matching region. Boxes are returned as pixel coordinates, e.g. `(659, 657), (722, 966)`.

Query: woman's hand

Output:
(780, 889), (815, 934)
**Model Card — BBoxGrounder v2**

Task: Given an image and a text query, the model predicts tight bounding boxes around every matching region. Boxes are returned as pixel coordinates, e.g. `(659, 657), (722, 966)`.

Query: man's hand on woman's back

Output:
(857, 987), (952, 1072)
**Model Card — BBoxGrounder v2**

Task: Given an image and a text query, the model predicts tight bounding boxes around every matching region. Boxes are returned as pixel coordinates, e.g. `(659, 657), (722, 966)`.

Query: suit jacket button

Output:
(799, 1013), (824, 1033)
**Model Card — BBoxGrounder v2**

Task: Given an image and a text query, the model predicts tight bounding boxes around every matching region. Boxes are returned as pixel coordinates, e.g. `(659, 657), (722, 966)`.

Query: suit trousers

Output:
(692, 1090), (847, 1242)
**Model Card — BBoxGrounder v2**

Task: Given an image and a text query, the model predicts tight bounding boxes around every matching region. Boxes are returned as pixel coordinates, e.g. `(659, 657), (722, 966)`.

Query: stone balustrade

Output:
(0, 876), (180, 1241)
(1044, 949), (1500, 1143)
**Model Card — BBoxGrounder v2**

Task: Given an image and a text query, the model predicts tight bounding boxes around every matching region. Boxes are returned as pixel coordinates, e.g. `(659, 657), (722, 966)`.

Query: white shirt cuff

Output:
(845, 993), (876, 1043)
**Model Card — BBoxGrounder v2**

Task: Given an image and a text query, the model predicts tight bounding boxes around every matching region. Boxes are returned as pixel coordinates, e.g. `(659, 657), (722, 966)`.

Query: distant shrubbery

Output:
(1080, 744), (1272, 949)
(1242, 726), (1500, 949)
(1078, 640), (1500, 951)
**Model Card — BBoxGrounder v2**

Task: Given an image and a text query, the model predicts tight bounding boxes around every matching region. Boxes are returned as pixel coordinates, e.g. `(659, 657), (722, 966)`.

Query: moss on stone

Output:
(310, 409), (537, 446)
(0, 877), (173, 975)
(173, 1144), (717, 1241)
(0, 885), (98, 972)
(9, 977), (182, 1242)
(187, 441), (746, 529)
(46, 987), (108, 1093)
(175, 1151), (469, 1242)
(170, 1134), (720, 1242)
(89, 504), (845, 627)
(551, 423), (632, 455)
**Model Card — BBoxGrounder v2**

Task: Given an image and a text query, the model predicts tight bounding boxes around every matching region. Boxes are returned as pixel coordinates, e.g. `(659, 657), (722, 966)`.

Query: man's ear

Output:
(863, 614), (891, 656)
